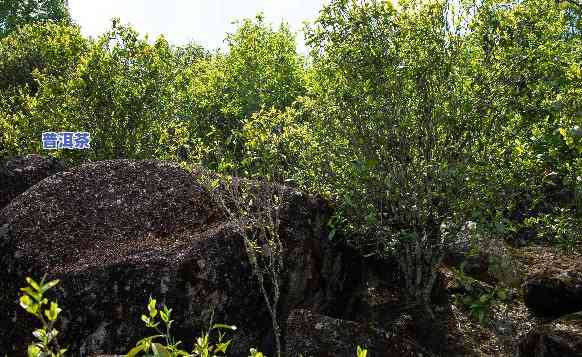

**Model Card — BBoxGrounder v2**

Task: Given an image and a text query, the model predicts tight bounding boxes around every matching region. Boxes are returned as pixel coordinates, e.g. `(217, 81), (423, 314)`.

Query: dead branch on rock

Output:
(202, 173), (284, 357)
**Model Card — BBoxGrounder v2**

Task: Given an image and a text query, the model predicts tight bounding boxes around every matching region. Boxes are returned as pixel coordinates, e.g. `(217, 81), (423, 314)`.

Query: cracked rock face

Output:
(0, 160), (347, 356)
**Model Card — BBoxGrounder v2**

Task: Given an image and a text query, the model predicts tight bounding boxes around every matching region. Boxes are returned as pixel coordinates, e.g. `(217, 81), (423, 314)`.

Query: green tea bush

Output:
(304, 0), (481, 316)
(240, 105), (320, 185)
(459, 0), (581, 249)
(0, 22), (87, 157)
(175, 14), (306, 174)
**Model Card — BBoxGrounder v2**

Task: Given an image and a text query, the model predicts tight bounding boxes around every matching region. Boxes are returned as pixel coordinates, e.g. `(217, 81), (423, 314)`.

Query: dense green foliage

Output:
(177, 15), (306, 172)
(462, 0), (582, 250)
(1, 0), (580, 313)
(0, 0), (71, 38)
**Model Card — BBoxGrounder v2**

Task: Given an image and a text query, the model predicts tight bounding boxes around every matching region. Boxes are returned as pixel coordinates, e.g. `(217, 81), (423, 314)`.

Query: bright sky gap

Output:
(68, 0), (333, 53)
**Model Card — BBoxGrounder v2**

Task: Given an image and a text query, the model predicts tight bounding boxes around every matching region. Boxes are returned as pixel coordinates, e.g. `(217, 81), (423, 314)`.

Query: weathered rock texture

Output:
(0, 158), (460, 356)
(444, 230), (523, 288)
(0, 160), (353, 356)
(517, 314), (582, 357)
(285, 309), (420, 357)
(524, 270), (582, 318)
(0, 154), (64, 211)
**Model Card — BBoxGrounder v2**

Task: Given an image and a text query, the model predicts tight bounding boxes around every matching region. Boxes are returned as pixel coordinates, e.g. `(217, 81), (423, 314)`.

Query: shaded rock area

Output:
(4, 157), (581, 356)
(517, 314), (582, 357)
(285, 309), (420, 356)
(524, 270), (582, 317)
(444, 229), (523, 288)
(0, 154), (64, 211)
(0, 159), (391, 356)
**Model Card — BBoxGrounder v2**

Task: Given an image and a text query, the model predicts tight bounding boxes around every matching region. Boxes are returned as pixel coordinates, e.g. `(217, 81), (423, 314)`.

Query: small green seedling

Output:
(127, 297), (237, 357)
(356, 345), (368, 357)
(249, 348), (265, 357)
(19, 276), (67, 357)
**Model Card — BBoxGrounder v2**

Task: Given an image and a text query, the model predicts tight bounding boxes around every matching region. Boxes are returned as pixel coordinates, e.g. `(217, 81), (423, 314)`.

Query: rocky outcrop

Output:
(524, 270), (582, 317)
(0, 158), (463, 356)
(0, 160), (352, 356)
(285, 309), (421, 357)
(0, 154), (64, 211)
(444, 227), (523, 287)
(517, 314), (582, 357)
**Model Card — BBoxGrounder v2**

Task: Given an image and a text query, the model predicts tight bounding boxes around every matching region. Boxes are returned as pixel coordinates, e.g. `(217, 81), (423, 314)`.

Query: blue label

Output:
(42, 132), (91, 150)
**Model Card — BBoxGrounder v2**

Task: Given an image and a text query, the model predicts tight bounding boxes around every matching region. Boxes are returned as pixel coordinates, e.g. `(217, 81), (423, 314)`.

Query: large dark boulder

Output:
(0, 154), (64, 211)
(517, 314), (582, 357)
(285, 309), (421, 357)
(524, 270), (582, 317)
(0, 160), (351, 356)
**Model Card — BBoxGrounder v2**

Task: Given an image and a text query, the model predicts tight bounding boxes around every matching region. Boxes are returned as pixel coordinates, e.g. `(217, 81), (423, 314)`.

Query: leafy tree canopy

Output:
(0, 0), (71, 38)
